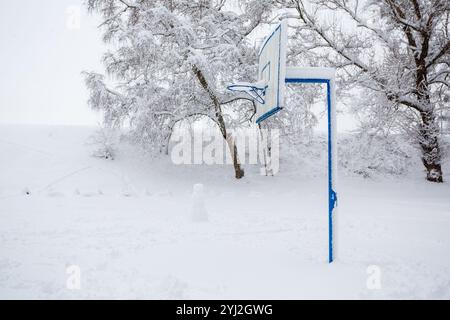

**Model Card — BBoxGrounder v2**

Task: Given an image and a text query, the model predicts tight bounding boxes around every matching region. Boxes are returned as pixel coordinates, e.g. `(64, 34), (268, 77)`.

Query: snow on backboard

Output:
(256, 20), (287, 124)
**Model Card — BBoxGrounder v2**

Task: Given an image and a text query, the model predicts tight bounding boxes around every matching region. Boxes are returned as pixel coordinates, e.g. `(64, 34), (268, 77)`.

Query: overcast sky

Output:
(0, 0), (104, 125)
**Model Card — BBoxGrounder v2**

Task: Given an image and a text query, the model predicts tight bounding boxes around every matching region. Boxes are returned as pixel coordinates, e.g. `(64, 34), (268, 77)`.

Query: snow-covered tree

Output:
(278, 0), (450, 182)
(84, 0), (274, 179)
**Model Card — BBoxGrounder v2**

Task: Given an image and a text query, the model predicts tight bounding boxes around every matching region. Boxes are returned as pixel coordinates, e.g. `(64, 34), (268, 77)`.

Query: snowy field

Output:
(0, 124), (449, 299)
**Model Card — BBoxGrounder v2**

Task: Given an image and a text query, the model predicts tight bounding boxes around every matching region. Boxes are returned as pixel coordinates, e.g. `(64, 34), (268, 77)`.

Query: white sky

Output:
(0, 0), (357, 131)
(0, 0), (104, 125)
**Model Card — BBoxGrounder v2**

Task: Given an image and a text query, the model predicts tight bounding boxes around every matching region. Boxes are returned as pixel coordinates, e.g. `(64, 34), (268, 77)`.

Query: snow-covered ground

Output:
(0, 124), (449, 299)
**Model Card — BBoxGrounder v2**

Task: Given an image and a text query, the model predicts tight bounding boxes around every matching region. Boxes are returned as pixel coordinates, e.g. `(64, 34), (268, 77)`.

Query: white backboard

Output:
(256, 20), (287, 124)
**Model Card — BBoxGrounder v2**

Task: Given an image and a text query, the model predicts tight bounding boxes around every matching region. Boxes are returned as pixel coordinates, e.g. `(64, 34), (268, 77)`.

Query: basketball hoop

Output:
(226, 80), (267, 104)
(224, 20), (339, 263)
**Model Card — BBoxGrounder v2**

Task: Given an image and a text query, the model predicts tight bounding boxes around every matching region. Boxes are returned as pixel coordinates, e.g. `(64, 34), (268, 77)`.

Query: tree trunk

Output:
(225, 134), (245, 179)
(419, 110), (443, 182)
(415, 55), (444, 183)
(192, 65), (244, 179)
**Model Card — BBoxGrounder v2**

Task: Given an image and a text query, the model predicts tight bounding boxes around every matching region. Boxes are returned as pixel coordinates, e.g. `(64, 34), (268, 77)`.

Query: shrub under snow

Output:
(338, 134), (416, 178)
(280, 133), (418, 179)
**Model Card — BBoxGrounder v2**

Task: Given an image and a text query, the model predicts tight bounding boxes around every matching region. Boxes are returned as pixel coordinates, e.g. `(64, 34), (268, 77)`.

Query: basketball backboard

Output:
(255, 20), (287, 124)
(226, 20), (287, 124)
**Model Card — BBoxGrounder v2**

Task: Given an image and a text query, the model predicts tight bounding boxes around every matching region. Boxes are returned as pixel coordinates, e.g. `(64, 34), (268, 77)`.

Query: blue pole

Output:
(326, 81), (333, 263)
(285, 77), (335, 263)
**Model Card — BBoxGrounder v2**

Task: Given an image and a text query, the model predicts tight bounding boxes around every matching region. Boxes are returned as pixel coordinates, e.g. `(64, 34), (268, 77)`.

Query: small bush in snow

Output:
(339, 134), (415, 178)
(87, 127), (118, 160)
(281, 133), (416, 179)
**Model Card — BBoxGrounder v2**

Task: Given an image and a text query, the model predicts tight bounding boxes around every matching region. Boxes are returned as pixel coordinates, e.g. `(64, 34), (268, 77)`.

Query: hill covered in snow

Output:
(0, 124), (449, 299)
